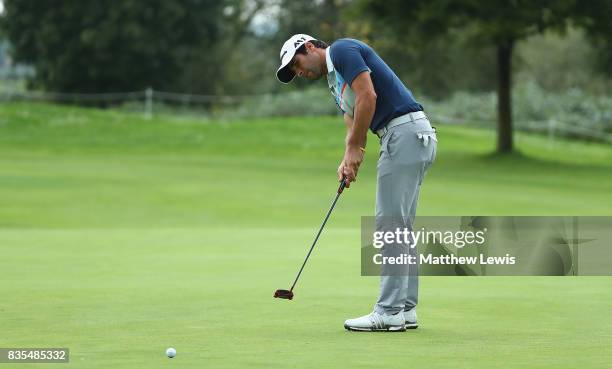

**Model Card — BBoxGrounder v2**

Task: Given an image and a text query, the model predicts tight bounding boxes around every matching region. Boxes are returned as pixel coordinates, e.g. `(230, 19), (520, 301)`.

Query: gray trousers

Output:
(374, 117), (437, 315)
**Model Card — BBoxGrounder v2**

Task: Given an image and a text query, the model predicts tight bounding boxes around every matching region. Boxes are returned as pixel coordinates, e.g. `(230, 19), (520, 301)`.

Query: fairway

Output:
(1, 102), (611, 368)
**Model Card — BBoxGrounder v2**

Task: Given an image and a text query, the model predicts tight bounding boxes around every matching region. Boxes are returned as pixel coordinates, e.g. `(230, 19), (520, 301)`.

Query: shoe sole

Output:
(344, 324), (406, 332)
(405, 322), (418, 329)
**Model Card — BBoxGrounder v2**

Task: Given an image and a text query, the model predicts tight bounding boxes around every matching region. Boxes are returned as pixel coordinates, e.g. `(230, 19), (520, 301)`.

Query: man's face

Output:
(289, 43), (323, 80)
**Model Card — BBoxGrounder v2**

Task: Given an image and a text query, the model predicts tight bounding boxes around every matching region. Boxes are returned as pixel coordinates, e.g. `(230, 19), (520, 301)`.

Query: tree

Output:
(267, 0), (348, 92)
(362, 0), (612, 153)
(0, 0), (225, 94)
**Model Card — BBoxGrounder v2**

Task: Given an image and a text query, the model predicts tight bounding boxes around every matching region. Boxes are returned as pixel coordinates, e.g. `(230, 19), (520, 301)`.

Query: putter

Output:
(274, 176), (348, 300)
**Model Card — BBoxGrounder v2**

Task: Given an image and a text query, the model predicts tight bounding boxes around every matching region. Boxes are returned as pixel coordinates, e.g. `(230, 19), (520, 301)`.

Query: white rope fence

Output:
(1, 87), (610, 144)
(0, 87), (278, 120)
(0, 87), (266, 103)
(0, 89), (145, 102)
(429, 114), (612, 144)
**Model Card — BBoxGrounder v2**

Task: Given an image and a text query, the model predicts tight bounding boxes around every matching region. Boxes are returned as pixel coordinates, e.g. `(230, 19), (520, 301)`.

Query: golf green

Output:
(0, 102), (611, 368)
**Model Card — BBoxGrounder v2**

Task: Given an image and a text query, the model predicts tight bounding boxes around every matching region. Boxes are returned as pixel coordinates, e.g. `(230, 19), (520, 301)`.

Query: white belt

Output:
(376, 111), (428, 138)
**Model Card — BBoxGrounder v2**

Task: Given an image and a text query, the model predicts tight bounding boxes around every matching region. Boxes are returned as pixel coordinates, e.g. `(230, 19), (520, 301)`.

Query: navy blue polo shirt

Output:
(326, 38), (423, 132)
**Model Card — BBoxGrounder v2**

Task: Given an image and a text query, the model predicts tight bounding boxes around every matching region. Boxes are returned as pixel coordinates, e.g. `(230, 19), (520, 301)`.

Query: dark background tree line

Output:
(1, 0), (611, 153)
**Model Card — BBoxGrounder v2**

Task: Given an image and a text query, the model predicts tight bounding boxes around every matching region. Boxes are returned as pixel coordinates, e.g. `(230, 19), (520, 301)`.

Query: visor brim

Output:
(276, 64), (296, 84)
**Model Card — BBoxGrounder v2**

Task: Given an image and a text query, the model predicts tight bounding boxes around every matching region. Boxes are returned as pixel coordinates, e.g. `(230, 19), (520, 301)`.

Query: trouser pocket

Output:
(416, 128), (437, 166)
(416, 129), (437, 147)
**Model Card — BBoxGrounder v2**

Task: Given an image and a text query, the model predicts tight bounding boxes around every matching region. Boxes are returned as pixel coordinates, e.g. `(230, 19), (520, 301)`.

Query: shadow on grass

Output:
(477, 149), (612, 171)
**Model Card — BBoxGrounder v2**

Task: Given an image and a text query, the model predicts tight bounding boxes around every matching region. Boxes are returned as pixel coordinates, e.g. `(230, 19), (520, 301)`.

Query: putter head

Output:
(273, 289), (294, 300)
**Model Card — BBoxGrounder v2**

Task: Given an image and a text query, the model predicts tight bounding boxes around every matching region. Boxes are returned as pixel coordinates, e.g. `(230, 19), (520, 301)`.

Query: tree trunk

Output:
(496, 39), (514, 153)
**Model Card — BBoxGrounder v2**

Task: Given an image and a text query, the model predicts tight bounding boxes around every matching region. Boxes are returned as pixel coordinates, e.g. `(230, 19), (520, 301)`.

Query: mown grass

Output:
(0, 102), (610, 369)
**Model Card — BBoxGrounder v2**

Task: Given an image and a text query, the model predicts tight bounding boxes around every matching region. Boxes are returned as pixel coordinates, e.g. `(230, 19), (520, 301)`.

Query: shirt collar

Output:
(325, 47), (334, 74)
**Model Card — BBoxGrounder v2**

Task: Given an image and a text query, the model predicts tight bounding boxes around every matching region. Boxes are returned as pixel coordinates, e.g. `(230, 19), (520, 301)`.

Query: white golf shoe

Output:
(344, 311), (405, 332)
(403, 307), (418, 329)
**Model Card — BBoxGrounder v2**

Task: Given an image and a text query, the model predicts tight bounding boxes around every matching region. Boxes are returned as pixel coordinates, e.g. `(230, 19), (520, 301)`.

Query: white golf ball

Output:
(166, 347), (176, 358)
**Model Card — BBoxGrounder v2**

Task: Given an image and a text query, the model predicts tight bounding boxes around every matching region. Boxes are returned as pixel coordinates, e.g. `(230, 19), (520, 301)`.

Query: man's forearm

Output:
(347, 92), (376, 149)
(338, 72), (377, 184)
(343, 114), (354, 145)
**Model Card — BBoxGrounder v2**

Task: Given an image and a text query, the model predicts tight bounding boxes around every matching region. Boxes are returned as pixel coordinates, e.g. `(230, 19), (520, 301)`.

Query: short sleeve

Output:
(330, 40), (370, 87)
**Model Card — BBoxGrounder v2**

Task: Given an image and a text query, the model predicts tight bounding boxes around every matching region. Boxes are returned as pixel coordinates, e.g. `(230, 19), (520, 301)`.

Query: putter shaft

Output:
(289, 178), (347, 292)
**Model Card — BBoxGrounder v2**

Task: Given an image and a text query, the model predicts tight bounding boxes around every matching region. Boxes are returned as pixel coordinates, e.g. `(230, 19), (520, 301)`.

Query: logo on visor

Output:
(293, 36), (307, 48)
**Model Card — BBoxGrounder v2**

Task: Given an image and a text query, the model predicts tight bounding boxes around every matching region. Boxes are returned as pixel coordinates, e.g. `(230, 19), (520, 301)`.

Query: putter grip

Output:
(338, 176), (348, 194)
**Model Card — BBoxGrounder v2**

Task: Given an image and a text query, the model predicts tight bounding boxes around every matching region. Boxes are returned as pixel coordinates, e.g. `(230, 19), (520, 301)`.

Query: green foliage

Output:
(274, 0), (347, 44)
(0, 0), (225, 93)
(1, 0), (611, 102)
(359, 0), (612, 152)
(423, 81), (612, 138)
(359, 0), (612, 92)
(216, 83), (612, 141)
(570, 0), (612, 77)
(255, 0), (349, 94)
(355, 27), (498, 99)
(515, 28), (612, 94)
(220, 87), (339, 119)
(363, 0), (601, 43)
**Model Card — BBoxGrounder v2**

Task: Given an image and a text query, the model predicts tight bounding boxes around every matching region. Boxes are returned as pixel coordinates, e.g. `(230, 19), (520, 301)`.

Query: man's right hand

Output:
(337, 160), (347, 187)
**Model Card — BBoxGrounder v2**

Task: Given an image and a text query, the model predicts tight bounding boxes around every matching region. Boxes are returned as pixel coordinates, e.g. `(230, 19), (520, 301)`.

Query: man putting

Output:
(276, 34), (437, 332)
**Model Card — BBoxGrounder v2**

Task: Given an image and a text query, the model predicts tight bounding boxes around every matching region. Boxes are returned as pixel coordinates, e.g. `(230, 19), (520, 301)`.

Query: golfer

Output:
(276, 34), (436, 332)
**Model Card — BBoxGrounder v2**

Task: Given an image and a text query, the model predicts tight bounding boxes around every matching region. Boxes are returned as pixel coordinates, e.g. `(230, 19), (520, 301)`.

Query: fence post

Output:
(548, 119), (556, 147)
(144, 87), (153, 120)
